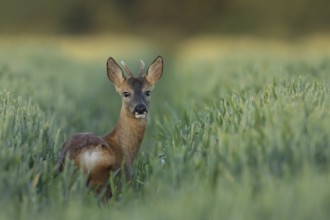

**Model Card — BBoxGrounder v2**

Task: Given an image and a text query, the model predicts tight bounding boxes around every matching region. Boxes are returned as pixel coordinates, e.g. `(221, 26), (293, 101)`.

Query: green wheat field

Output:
(1, 36), (330, 220)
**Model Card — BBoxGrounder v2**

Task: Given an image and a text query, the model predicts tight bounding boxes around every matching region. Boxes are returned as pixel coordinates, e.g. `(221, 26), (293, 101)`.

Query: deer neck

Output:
(105, 106), (147, 163)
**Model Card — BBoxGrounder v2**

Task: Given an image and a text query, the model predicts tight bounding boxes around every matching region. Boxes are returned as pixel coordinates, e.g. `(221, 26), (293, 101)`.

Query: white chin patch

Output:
(135, 113), (147, 119)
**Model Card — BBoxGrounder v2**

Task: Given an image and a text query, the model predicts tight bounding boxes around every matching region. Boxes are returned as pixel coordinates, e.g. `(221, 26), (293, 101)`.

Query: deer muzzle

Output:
(134, 104), (148, 119)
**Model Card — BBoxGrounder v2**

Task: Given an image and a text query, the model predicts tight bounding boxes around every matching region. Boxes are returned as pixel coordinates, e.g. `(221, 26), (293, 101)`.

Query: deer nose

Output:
(134, 104), (147, 114)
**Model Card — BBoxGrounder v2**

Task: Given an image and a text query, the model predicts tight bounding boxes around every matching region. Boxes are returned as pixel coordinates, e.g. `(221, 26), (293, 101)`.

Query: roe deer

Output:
(57, 56), (163, 198)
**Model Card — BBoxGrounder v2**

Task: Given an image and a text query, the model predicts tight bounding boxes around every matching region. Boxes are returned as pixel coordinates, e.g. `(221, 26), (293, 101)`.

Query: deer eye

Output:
(145, 91), (151, 97)
(123, 91), (130, 97)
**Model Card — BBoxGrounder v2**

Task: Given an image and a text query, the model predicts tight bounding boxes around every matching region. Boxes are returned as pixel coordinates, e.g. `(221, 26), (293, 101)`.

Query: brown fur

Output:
(57, 56), (163, 199)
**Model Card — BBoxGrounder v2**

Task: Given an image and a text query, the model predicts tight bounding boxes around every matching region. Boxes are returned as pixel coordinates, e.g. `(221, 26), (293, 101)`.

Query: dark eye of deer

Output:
(145, 91), (151, 97)
(123, 91), (130, 98)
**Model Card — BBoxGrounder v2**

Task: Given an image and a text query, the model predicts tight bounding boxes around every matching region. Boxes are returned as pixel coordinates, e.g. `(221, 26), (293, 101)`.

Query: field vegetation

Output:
(0, 36), (330, 219)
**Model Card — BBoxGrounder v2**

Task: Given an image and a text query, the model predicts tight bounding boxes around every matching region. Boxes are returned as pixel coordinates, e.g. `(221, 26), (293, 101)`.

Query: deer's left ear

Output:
(145, 56), (163, 85)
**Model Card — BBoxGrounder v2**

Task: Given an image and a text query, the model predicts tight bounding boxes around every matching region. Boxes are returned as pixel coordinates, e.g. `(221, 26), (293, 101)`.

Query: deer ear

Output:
(145, 56), (163, 85)
(106, 57), (126, 86)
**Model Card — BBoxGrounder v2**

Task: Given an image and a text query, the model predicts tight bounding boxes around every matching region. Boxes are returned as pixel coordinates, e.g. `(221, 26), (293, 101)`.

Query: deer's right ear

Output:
(107, 57), (126, 86)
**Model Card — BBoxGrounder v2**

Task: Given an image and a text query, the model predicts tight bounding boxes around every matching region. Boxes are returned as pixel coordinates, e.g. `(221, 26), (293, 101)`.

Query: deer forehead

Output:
(121, 77), (153, 92)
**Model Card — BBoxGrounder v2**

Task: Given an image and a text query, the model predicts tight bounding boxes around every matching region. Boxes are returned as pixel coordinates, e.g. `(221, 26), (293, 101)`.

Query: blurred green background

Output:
(1, 0), (330, 37)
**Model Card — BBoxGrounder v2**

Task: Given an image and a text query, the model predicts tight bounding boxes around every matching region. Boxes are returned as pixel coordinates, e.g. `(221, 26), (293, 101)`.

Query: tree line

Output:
(1, 0), (329, 36)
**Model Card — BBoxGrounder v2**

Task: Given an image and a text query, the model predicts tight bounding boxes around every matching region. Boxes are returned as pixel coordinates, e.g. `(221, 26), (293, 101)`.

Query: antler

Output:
(120, 59), (145, 77)
(120, 61), (133, 78)
(138, 59), (145, 76)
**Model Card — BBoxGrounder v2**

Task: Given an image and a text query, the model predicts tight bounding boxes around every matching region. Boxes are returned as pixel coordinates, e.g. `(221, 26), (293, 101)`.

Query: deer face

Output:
(106, 56), (163, 119)
(119, 77), (151, 119)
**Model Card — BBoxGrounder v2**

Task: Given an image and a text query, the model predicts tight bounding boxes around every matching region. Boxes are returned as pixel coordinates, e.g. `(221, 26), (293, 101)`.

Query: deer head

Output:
(106, 56), (163, 119)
